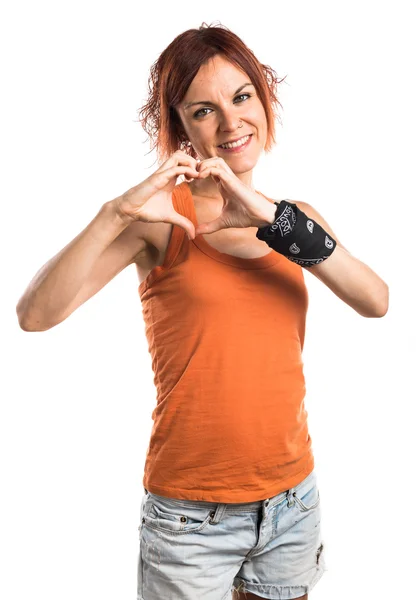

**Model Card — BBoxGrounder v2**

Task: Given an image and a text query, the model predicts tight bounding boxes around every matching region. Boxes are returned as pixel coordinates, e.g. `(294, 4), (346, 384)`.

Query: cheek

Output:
(196, 127), (218, 149)
(247, 104), (267, 128)
(189, 121), (212, 139)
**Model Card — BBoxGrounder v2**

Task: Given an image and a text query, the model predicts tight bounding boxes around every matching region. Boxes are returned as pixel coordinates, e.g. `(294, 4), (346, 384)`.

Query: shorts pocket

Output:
(293, 483), (321, 512)
(143, 496), (214, 535)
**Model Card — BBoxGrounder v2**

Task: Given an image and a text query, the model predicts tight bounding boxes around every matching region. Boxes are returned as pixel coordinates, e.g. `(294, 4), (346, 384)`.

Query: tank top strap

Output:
(177, 181), (198, 225)
(164, 182), (277, 270)
(162, 181), (194, 269)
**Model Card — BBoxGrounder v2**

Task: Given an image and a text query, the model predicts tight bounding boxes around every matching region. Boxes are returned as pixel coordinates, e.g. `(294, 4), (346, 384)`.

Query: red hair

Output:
(137, 22), (287, 165)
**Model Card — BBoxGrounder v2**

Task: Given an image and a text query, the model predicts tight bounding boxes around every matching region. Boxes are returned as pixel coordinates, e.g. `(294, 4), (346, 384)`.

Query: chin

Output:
(230, 155), (258, 173)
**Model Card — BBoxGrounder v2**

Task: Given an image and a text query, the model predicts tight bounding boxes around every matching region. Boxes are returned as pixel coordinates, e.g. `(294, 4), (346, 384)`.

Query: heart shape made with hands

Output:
(192, 157), (276, 235)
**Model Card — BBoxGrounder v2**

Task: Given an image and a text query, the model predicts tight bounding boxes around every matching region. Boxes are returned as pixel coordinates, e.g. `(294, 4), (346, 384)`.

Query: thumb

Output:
(169, 212), (196, 241)
(195, 218), (224, 236)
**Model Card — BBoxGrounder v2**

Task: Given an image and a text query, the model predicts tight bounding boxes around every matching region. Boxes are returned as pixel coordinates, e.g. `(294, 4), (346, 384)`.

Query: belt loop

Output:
(286, 488), (295, 508)
(210, 503), (227, 525)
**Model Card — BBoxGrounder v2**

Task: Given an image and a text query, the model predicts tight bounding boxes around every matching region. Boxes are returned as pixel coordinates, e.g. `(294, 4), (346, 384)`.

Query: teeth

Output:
(220, 135), (250, 149)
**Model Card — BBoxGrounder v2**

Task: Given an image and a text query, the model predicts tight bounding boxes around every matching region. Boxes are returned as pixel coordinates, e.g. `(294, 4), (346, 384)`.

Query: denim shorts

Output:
(137, 468), (327, 599)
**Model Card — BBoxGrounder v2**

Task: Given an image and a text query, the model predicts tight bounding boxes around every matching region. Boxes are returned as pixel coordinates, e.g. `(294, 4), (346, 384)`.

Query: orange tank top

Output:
(138, 181), (314, 502)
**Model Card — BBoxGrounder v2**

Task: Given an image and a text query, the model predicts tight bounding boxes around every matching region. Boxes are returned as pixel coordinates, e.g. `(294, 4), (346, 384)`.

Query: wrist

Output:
(255, 201), (277, 228)
(106, 197), (136, 227)
(256, 201), (337, 267)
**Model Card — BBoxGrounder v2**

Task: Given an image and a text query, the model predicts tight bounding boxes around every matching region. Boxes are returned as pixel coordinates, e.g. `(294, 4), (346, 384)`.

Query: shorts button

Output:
(180, 516), (187, 523)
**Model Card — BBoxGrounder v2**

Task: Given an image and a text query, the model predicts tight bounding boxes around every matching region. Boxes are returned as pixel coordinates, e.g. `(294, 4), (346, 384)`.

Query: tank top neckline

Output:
(181, 181), (282, 270)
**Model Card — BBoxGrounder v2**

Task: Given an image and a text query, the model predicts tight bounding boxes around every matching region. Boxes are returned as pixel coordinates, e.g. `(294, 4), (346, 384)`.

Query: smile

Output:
(218, 134), (253, 152)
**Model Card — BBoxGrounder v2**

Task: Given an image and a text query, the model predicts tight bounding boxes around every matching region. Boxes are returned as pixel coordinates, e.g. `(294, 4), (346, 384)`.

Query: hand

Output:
(114, 150), (200, 239)
(194, 157), (276, 235)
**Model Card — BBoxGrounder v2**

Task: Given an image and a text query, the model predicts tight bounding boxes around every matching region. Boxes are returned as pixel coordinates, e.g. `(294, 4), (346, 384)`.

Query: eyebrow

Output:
(183, 83), (254, 110)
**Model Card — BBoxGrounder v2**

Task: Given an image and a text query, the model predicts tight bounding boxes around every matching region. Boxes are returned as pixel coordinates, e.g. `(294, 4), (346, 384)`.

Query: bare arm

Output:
(16, 151), (204, 332)
(16, 199), (147, 332)
(295, 201), (389, 318)
(257, 199), (389, 317)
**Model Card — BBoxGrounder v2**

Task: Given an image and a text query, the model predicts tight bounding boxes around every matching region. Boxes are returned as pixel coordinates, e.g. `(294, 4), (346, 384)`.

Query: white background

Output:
(2, 1), (419, 599)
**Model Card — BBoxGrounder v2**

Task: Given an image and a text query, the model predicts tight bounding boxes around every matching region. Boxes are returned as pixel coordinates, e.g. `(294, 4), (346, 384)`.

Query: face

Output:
(176, 55), (268, 174)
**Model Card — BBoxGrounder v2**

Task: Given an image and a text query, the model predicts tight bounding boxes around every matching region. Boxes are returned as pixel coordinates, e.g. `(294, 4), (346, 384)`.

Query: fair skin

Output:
(177, 59), (320, 600)
(176, 58), (315, 599)
(15, 56), (361, 600)
(176, 54), (389, 319)
(176, 54), (266, 199)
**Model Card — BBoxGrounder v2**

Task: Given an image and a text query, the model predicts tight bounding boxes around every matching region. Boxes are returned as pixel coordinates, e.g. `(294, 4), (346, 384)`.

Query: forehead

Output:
(186, 55), (249, 96)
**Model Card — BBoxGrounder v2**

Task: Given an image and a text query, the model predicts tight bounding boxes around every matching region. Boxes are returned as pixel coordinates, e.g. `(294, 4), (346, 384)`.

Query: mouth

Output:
(217, 134), (253, 153)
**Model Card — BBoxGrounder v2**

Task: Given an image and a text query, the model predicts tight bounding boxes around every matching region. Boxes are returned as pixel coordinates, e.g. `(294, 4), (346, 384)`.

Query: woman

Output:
(17, 23), (388, 600)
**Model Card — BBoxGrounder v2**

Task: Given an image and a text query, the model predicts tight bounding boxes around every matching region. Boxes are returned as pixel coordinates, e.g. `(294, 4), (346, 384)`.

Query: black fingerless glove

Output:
(256, 201), (337, 267)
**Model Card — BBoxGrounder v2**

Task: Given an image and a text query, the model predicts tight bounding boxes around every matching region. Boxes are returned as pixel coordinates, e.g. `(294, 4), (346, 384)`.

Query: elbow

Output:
(17, 313), (40, 332)
(18, 319), (53, 332)
(18, 318), (33, 331)
(16, 298), (34, 331)
(16, 306), (52, 332)
(367, 283), (389, 318)
(370, 306), (388, 318)
(16, 305), (33, 331)
(354, 283), (389, 318)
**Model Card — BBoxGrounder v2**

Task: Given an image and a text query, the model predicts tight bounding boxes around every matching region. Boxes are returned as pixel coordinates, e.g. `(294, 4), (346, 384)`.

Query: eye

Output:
(235, 93), (251, 103)
(193, 93), (251, 119)
(193, 107), (212, 119)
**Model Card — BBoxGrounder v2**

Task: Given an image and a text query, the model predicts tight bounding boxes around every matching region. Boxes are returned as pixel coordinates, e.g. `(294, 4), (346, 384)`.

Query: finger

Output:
(197, 156), (233, 174)
(166, 208), (196, 240)
(199, 166), (228, 186)
(195, 216), (225, 236)
(197, 158), (225, 171)
(143, 165), (199, 199)
(155, 164), (199, 185)
(197, 165), (226, 179)
(156, 151), (199, 173)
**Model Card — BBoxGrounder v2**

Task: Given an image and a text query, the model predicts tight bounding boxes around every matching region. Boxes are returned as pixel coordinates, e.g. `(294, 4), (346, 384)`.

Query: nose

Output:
(219, 108), (241, 132)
